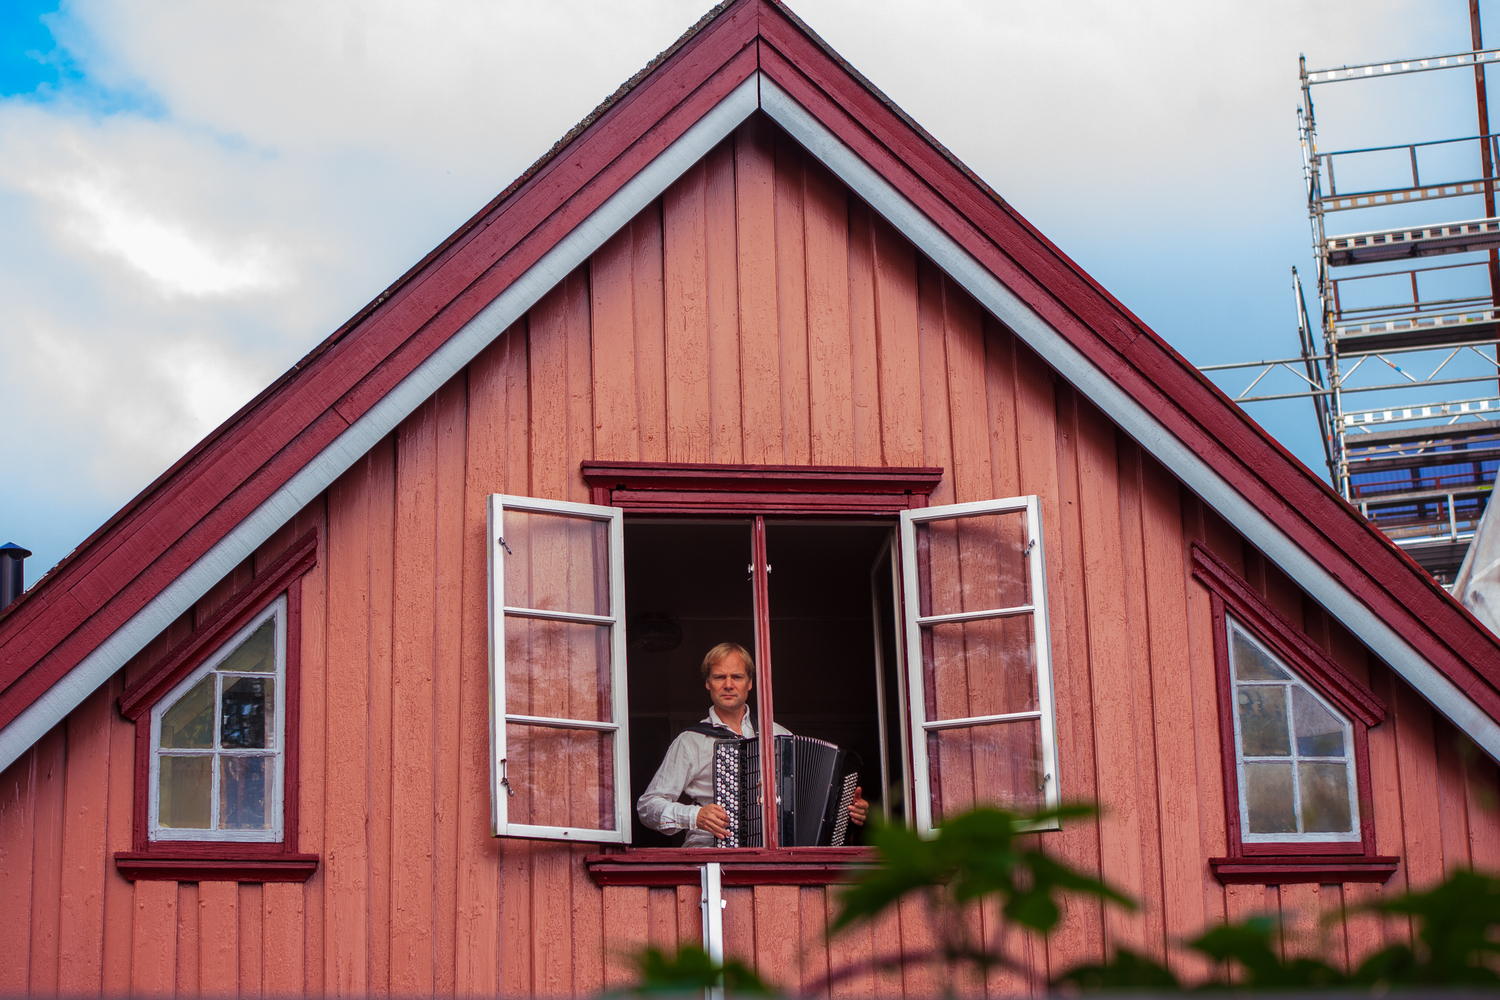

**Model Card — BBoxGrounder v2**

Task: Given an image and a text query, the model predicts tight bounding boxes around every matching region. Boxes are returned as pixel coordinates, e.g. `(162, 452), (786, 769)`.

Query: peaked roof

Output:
(3, 0), (1500, 771)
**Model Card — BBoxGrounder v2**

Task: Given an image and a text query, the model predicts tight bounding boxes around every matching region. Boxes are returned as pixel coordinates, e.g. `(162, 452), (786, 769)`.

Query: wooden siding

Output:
(3, 119), (1500, 997)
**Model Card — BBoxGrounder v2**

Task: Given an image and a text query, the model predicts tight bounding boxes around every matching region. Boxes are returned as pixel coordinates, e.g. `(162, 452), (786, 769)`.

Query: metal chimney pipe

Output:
(0, 543), (32, 609)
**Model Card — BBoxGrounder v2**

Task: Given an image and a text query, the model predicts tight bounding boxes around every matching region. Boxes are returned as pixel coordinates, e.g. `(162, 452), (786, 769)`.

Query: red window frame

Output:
(579, 461), (941, 885)
(1192, 543), (1398, 885)
(114, 530), (320, 883)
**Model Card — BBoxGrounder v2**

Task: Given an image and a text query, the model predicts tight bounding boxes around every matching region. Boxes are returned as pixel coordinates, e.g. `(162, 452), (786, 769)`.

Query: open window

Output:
(487, 494), (631, 842)
(898, 496), (1060, 835)
(1193, 543), (1399, 884)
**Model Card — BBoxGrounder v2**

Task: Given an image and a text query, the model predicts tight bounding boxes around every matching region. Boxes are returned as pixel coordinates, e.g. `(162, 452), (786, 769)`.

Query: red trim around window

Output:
(1192, 543), (1398, 885)
(585, 847), (876, 886)
(581, 461), (943, 514)
(114, 530), (320, 882)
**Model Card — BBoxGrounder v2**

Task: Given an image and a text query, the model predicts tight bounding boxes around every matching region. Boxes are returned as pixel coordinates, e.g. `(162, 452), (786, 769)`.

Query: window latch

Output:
(1023, 538), (1037, 556)
(497, 536), (513, 555)
(499, 758), (515, 796)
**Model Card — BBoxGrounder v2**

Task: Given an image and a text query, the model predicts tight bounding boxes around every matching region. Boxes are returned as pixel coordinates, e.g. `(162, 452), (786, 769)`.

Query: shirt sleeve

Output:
(636, 734), (702, 835)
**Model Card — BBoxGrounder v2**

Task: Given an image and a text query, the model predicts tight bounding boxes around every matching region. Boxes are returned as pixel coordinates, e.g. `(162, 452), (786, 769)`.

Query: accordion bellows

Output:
(712, 735), (859, 847)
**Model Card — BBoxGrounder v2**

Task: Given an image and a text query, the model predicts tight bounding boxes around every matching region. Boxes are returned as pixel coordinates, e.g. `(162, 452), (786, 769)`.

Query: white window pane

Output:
(1231, 629), (1289, 680)
(503, 509), (610, 616)
(927, 720), (1043, 823)
(1244, 761), (1297, 833)
(221, 756), (271, 830)
(1292, 686), (1346, 757)
(159, 755), (212, 828)
(923, 616), (1037, 720)
(506, 723), (617, 831)
(217, 618), (275, 673)
(160, 675), (215, 749)
(916, 511), (1031, 616)
(504, 618), (612, 722)
(1299, 761), (1354, 833)
(221, 676), (274, 749)
(1237, 686), (1291, 756)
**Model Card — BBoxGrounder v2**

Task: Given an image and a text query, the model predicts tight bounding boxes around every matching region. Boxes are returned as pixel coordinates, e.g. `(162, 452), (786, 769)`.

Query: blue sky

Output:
(0, 0), (1483, 583)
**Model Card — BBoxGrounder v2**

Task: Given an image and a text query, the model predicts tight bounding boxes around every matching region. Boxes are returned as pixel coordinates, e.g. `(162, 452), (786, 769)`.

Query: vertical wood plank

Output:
(1140, 457), (1210, 982)
(28, 726), (65, 997)
(872, 215), (922, 467)
(1435, 719), (1474, 877)
(773, 134), (811, 464)
(825, 893), (873, 999)
(572, 847), (604, 999)
(177, 883), (199, 998)
(240, 883), (264, 999)
(57, 685), (113, 996)
(368, 438), (398, 999)
(457, 331), (516, 999)
(1393, 679), (1446, 893)
(676, 884), (702, 949)
(735, 117), (784, 465)
(705, 138), (743, 464)
(591, 226), (643, 463)
(530, 843), (573, 996)
(131, 880), (178, 998)
(897, 892), (939, 997)
(648, 886), (678, 950)
(752, 884), (799, 992)
(847, 199), (880, 467)
(324, 455), (376, 997)
(1113, 439), (1168, 963)
(199, 881), (240, 999)
(942, 284), (991, 503)
(805, 158), (854, 465)
(871, 903), (902, 999)
(262, 882), (305, 998)
(916, 262), (954, 507)
(0, 749), (36, 996)
(1465, 749), (1500, 872)
(602, 885), (649, 991)
(983, 320), (1022, 499)
(722, 886), (755, 970)
(799, 886), (830, 997)
(433, 376), (467, 997)
(391, 398), (439, 999)
(633, 206), (670, 463)
(297, 500), (329, 1000)
(663, 161), (711, 463)
(103, 674), (136, 996)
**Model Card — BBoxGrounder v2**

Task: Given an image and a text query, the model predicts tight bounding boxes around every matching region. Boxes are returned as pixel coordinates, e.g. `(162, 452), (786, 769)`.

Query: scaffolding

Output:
(1206, 7), (1500, 586)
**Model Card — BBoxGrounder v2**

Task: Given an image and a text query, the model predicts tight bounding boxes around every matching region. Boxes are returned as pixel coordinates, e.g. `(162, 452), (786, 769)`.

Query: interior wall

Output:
(2, 113), (1500, 998)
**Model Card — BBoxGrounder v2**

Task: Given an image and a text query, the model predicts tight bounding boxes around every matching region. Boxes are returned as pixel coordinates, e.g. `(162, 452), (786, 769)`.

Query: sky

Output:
(0, 0), (1487, 582)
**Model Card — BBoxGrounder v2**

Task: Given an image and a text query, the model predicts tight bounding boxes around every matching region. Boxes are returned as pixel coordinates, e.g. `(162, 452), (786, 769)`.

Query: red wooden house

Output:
(4, 2), (1500, 995)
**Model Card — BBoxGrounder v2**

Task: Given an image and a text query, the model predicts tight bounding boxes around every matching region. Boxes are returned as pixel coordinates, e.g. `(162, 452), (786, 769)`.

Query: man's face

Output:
(705, 652), (752, 716)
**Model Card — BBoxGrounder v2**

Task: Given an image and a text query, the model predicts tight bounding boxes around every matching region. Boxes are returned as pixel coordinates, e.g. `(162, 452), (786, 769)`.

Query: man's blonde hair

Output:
(700, 642), (755, 683)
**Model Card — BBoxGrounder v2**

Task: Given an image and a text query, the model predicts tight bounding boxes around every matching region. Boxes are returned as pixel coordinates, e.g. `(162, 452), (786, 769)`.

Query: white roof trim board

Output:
(1, 72), (1494, 774)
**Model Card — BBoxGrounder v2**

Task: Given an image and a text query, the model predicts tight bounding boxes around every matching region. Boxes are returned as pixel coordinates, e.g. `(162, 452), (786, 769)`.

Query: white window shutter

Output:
(898, 496), (1060, 836)
(487, 494), (631, 842)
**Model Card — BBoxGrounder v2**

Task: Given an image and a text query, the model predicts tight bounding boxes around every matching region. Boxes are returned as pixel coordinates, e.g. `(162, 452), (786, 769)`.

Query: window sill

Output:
(115, 851), (320, 883)
(585, 847), (875, 886)
(1209, 855), (1398, 885)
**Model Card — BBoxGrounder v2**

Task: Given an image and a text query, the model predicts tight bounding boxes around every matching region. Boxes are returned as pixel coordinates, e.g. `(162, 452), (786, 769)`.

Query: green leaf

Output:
(1053, 947), (1180, 991)
(627, 945), (776, 996)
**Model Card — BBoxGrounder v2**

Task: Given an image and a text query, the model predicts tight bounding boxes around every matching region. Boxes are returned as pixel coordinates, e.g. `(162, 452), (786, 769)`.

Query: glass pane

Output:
(160, 675), (215, 749)
(505, 723), (616, 831)
(924, 616), (1037, 720)
(504, 618), (612, 722)
(218, 619), (275, 673)
(221, 756), (270, 830)
(221, 676), (274, 749)
(927, 720), (1043, 823)
(1231, 628), (1289, 681)
(1292, 686), (1346, 757)
(503, 509), (609, 616)
(159, 755), (211, 829)
(1244, 761), (1297, 834)
(1237, 686), (1291, 756)
(918, 512), (1030, 617)
(1299, 761), (1354, 833)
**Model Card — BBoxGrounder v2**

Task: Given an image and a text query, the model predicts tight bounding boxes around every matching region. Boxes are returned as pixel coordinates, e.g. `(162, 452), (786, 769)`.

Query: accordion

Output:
(711, 735), (859, 848)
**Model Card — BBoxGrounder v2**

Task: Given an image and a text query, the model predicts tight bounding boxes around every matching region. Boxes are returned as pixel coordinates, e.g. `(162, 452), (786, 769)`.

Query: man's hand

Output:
(696, 803), (731, 838)
(849, 787), (869, 826)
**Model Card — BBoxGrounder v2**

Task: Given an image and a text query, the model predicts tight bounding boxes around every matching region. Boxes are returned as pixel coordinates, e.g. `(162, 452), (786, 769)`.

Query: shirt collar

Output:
(704, 705), (755, 737)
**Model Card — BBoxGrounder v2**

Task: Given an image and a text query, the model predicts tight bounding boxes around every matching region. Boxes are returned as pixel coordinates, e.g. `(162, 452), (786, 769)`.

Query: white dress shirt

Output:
(636, 706), (792, 847)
